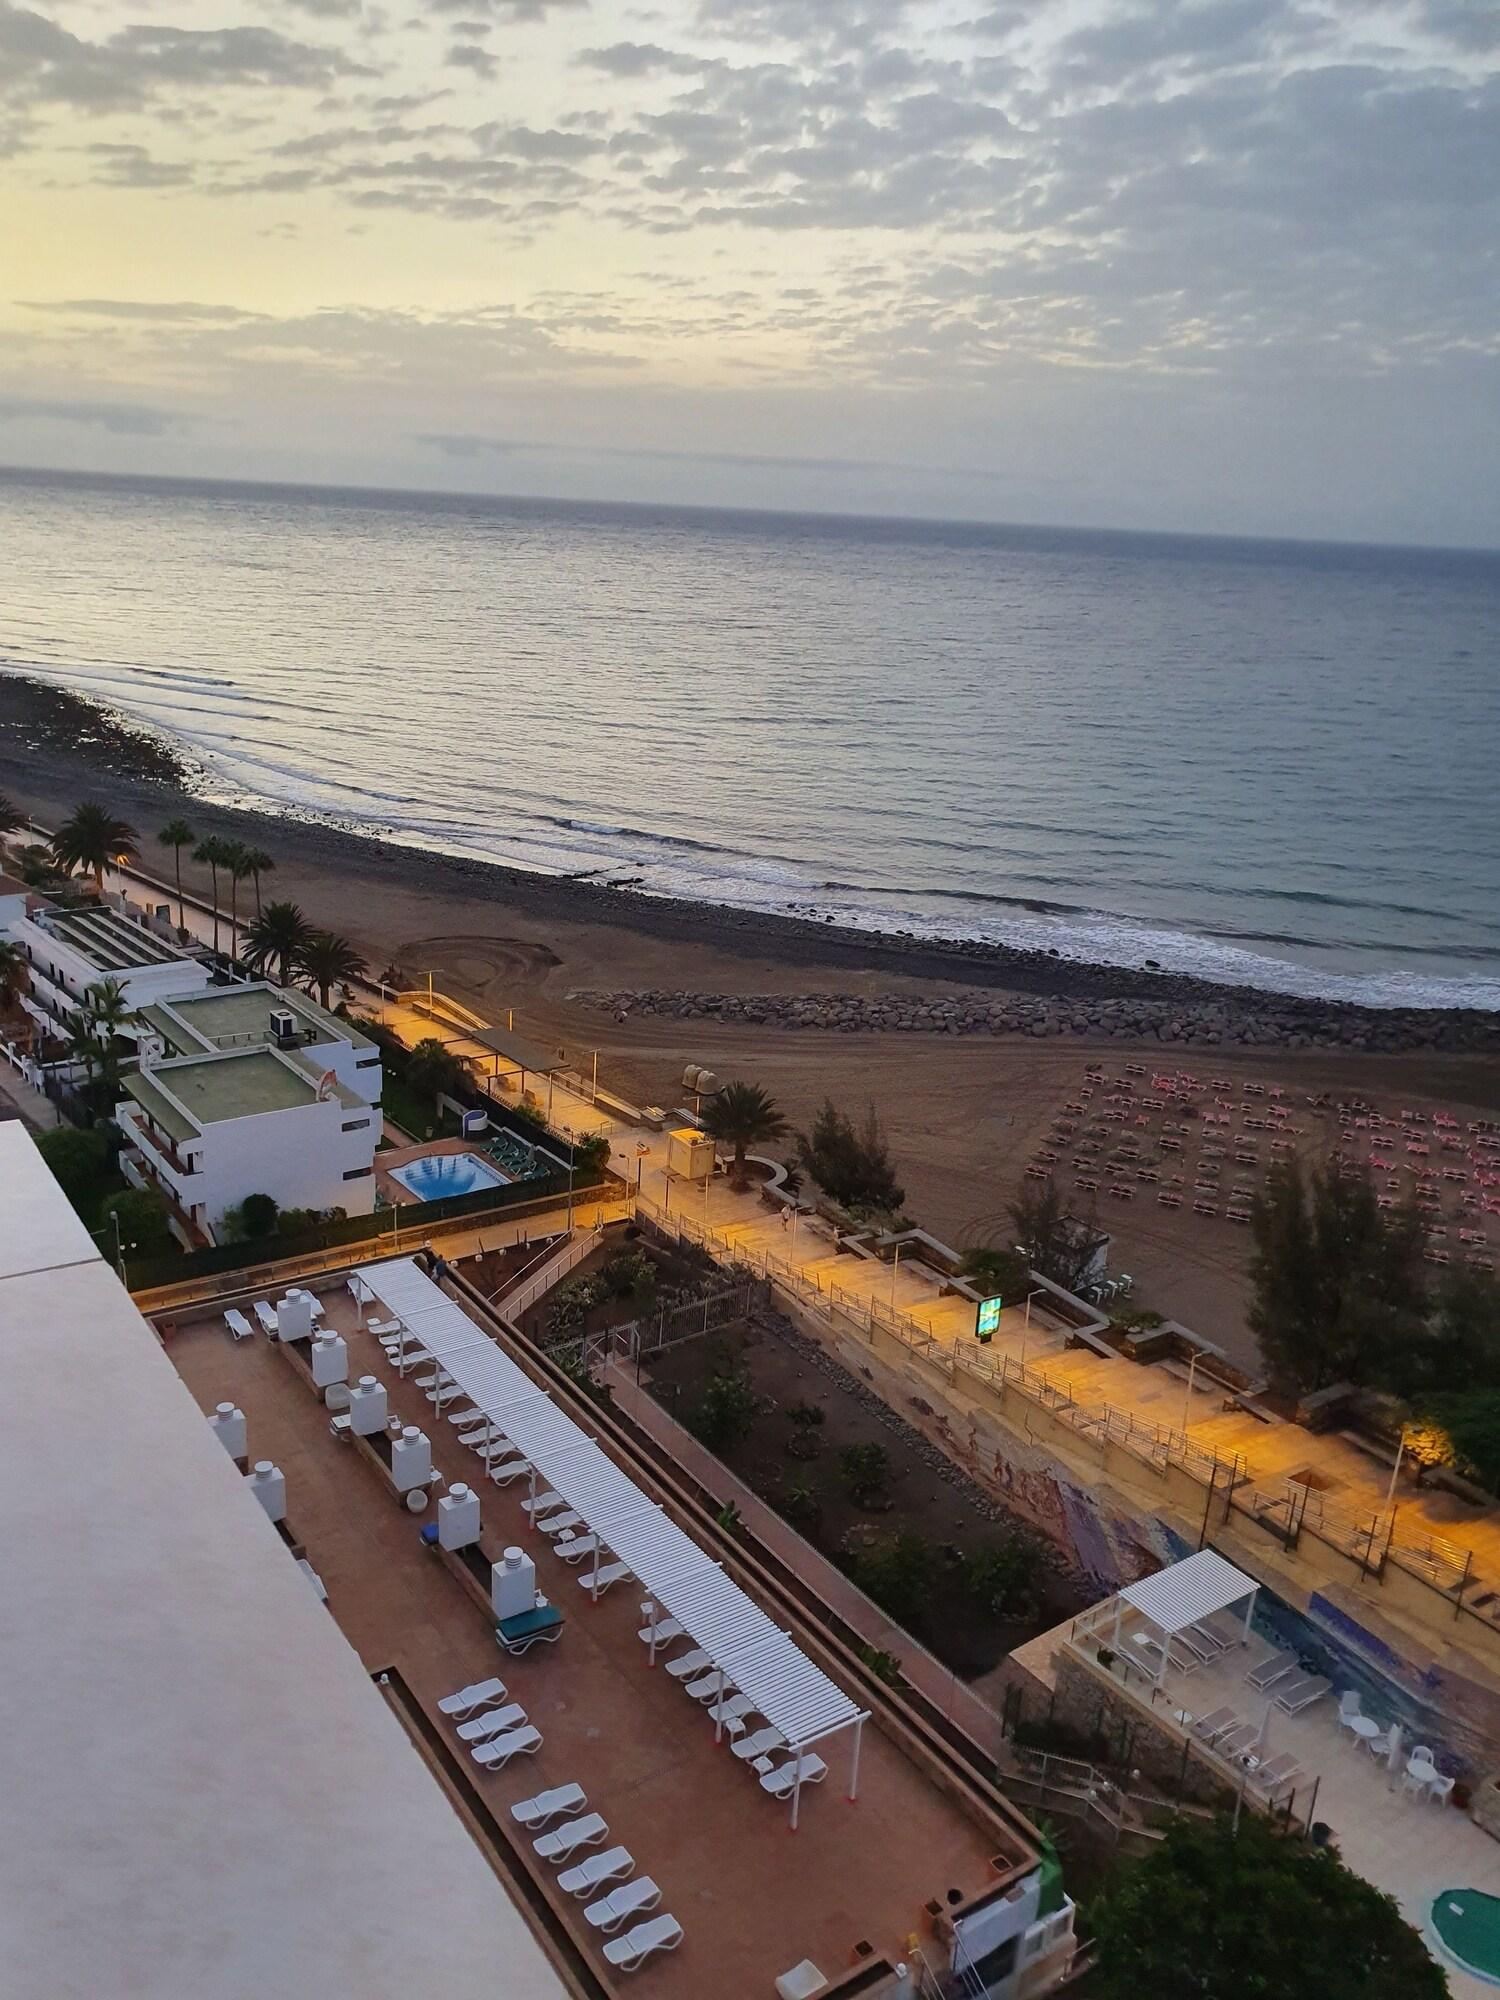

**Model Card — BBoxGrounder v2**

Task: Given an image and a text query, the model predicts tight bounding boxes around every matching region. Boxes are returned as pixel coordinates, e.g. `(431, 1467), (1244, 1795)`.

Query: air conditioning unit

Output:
(269, 1008), (297, 1045)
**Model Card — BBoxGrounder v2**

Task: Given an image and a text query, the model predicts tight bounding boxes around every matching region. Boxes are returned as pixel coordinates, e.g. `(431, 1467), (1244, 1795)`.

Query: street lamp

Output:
(1385, 1424), (1411, 1512)
(1180, 1347), (1201, 1434)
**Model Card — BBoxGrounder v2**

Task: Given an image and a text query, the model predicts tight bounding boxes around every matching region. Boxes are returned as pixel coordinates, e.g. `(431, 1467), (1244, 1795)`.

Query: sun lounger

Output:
(706, 1693), (757, 1731)
(578, 1561), (631, 1596)
(685, 1669), (734, 1702)
(732, 1726), (787, 1763)
(759, 1754), (827, 1799)
(470, 1724), (542, 1771)
(1189, 1706), (1240, 1743)
(586, 1876), (662, 1933)
(369, 1317), (402, 1337)
(1199, 1611), (1246, 1650)
(224, 1308), (254, 1342)
(1245, 1646), (1299, 1691)
(487, 1457), (531, 1486)
(496, 1603), (564, 1656)
(437, 1675), (508, 1719)
(521, 1491), (565, 1520)
(1250, 1753), (1302, 1795)
(252, 1300), (279, 1336)
(664, 1649), (711, 1682)
(556, 1533), (602, 1565)
(1273, 1673), (1331, 1715)
(1214, 1724), (1257, 1759)
(602, 1915), (684, 1973)
(511, 1782), (587, 1831)
(444, 1405), (482, 1426)
(1172, 1626), (1221, 1666)
(541, 1512), (584, 1538)
(557, 1846), (634, 1899)
(638, 1616), (684, 1647)
(456, 1701), (527, 1744)
(1130, 1631), (1196, 1678)
(534, 1812), (609, 1864)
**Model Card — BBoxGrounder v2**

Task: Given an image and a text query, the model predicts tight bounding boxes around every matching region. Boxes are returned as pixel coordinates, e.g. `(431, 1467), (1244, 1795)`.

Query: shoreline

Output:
(2, 667), (1496, 1054)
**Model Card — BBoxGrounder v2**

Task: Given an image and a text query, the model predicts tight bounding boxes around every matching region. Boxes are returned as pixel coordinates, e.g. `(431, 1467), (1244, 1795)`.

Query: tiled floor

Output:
(163, 1279), (1025, 1998)
(1067, 1605), (1500, 1998)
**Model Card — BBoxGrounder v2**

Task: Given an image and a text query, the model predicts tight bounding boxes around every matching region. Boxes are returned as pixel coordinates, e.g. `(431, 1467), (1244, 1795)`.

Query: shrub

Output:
(99, 1186), (173, 1257)
(796, 1098), (904, 1215)
(960, 1528), (1045, 1620)
(238, 1192), (280, 1240)
(787, 1399), (826, 1427)
(846, 1531), (930, 1627)
(689, 1368), (760, 1454)
(35, 1126), (109, 1205)
(780, 1475), (823, 1533)
(839, 1440), (892, 1510)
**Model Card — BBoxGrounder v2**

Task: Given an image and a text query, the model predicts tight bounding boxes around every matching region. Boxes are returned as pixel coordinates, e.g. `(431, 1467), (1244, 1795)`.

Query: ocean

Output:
(2, 467), (1497, 1009)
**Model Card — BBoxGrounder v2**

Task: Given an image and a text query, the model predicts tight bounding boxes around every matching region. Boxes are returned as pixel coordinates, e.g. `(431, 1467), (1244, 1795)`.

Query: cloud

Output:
(0, 395), (191, 434)
(445, 40), (497, 79)
(19, 298), (269, 323)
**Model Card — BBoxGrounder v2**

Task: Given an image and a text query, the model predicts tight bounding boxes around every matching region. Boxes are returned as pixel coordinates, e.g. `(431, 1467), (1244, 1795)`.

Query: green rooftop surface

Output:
(123, 1071), (197, 1145)
(163, 984), (373, 1050)
(134, 1050), (318, 1126)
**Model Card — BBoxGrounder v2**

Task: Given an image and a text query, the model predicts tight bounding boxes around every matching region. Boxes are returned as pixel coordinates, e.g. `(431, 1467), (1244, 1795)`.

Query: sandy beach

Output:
(4, 669), (1498, 1370)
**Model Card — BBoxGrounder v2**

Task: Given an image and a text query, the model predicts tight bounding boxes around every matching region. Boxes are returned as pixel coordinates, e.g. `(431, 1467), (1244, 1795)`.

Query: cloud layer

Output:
(2, 0), (1496, 540)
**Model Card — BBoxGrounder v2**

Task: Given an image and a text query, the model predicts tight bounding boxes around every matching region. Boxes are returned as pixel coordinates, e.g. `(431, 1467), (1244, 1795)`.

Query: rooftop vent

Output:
(269, 1007), (297, 1045)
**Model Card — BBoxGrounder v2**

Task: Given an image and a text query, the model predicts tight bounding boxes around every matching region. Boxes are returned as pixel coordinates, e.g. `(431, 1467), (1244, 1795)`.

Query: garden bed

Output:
(643, 1315), (1088, 1680)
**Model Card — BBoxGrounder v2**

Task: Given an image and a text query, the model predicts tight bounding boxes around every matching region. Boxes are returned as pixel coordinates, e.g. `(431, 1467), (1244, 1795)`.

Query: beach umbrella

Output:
(1386, 1720), (1405, 1788)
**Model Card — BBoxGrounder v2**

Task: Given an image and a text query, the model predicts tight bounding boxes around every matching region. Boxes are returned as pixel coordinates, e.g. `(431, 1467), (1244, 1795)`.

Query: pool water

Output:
(1432, 1889), (1500, 1986)
(390, 1151), (510, 1201)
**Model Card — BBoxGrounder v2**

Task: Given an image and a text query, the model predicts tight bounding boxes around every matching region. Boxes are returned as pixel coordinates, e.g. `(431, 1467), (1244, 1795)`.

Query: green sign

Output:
(976, 1295), (1003, 1342)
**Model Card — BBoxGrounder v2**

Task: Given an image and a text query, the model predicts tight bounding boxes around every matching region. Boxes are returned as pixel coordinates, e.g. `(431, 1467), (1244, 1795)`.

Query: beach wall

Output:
(572, 987), (1500, 1054)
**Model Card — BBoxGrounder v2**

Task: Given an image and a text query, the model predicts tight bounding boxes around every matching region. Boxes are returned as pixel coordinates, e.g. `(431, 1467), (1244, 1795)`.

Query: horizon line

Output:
(1, 459), (1496, 562)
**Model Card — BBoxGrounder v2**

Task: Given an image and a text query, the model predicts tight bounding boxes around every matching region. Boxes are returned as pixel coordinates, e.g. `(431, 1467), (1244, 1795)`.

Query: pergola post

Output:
(1242, 1589), (1257, 1642)
(847, 1717), (864, 1802)
(790, 1755), (804, 1832)
(1111, 1597), (1123, 1648)
(713, 1666), (728, 1743)
(527, 1463), (538, 1528)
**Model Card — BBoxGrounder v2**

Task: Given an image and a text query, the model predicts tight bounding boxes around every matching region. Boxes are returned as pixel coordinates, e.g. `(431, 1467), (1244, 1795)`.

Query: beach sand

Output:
(4, 670), (1497, 1371)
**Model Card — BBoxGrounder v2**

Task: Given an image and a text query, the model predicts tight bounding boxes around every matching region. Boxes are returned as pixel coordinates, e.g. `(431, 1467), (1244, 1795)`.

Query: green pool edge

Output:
(1430, 1888), (1500, 1988)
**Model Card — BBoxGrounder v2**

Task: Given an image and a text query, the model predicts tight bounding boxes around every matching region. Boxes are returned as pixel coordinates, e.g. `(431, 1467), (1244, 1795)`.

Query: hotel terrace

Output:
(78, 1143), (1078, 1999)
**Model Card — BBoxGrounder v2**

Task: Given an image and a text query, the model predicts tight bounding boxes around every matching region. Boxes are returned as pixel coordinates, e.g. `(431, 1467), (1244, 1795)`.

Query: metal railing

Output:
(496, 1226), (603, 1320)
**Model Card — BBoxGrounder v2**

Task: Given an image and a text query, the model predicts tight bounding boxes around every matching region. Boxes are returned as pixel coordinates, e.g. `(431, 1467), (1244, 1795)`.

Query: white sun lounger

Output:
(759, 1754), (826, 1799)
(578, 1561), (631, 1596)
(445, 1405), (482, 1426)
(1250, 1753), (1303, 1795)
(685, 1670), (734, 1703)
(437, 1676), (508, 1719)
(1245, 1646), (1299, 1691)
(585, 1876), (662, 1933)
(1189, 1706), (1240, 1743)
(732, 1726), (787, 1762)
(602, 1914), (684, 1973)
(488, 1458), (531, 1486)
(555, 1533), (602, 1565)
(511, 1782), (587, 1831)
(664, 1649), (711, 1682)
(223, 1308), (254, 1342)
(706, 1694), (757, 1731)
(541, 1512), (584, 1538)
(470, 1724), (542, 1771)
(557, 1846), (633, 1898)
(533, 1812), (609, 1864)
(520, 1490), (565, 1518)
(456, 1701), (527, 1744)
(252, 1300), (279, 1336)
(1273, 1673), (1331, 1715)
(638, 1615), (684, 1647)
(369, 1317), (402, 1337)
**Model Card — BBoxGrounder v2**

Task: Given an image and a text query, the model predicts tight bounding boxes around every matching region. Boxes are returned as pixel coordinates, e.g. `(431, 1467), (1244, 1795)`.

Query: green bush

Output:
(689, 1369), (759, 1454)
(35, 1126), (109, 1204)
(780, 1475), (823, 1533)
(846, 1531), (930, 1627)
(99, 1186), (174, 1258)
(839, 1440), (892, 1509)
(960, 1529), (1045, 1620)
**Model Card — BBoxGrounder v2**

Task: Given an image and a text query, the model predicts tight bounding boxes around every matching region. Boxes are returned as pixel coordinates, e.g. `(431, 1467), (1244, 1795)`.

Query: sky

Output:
(1, 0), (1497, 543)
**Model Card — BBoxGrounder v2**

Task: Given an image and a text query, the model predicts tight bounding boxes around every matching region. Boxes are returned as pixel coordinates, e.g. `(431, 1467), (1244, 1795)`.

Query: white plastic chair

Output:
(585, 1876), (662, 1933)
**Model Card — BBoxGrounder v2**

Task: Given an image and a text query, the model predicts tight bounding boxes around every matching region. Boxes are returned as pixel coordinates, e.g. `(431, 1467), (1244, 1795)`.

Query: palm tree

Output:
(958, 1244), (1030, 1299)
(51, 802), (137, 895)
(0, 793), (20, 839)
(700, 1079), (788, 1189)
(243, 900), (313, 987)
(298, 929), (367, 1009)
(66, 977), (132, 1121)
(242, 846), (275, 916)
(0, 941), (26, 1010)
(224, 842), (254, 959)
(157, 818), (195, 932)
(193, 835), (231, 954)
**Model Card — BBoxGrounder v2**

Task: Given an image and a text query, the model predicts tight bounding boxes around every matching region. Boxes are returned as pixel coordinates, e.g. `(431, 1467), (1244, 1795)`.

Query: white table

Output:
(1348, 1715), (1381, 1745)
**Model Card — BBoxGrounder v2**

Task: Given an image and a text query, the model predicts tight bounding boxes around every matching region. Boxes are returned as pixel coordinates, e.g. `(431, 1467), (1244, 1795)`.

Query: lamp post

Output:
(1180, 1347), (1200, 1434)
(1385, 1425), (1410, 1512)
(109, 1209), (126, 1285)
(889, 1243), (901, 1309)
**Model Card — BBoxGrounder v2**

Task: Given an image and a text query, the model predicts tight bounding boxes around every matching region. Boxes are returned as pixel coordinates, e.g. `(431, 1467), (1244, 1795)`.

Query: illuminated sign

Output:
(976, 1295), (1003, 1342)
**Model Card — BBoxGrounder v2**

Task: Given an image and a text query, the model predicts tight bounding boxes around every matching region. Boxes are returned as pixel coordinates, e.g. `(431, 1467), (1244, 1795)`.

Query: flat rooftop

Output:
(134, 1049), (318, 1126)
(0, 1125), (569, 2000)
(162, 983), (374, 1051)
(38, 904), (197, 971)
(158, 1264), (1039, 1997)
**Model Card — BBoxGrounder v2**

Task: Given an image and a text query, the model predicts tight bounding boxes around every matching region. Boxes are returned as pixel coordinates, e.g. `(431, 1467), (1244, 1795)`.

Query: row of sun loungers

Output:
(512, 1787), (683, 1972)
(658, 1625), (829, 1797)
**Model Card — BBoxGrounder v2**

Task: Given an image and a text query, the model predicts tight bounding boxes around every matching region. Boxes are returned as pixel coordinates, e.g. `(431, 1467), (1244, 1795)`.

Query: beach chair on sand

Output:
(602, 1915), (683, 1974)
(557, 1847), (633, 1899)
(1245, 1646), (1299, 1692)
(437, 1676), (508, 1720)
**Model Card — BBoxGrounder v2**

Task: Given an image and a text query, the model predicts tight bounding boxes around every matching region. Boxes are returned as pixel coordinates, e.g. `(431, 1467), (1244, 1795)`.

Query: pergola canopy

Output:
(466, 1025), (566, 1075)
(356, 1258), (868, 1783)
(1121, 1549), (1257, 1635)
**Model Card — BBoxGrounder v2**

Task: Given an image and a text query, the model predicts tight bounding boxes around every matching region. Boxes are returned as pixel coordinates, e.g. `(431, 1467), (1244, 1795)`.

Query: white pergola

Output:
(1113, 1549), (1259, 1685)
(356, 1258), (869, 1827)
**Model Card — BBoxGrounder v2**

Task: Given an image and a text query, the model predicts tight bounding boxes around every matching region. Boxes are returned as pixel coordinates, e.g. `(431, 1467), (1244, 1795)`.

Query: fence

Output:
(496, 1226), (605, 1321)
(633, 1193), (1499, 1651)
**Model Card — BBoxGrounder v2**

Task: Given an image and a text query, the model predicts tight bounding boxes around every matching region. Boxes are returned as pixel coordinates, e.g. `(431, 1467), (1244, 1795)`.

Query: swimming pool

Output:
(390, 1151), (510, 1202)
